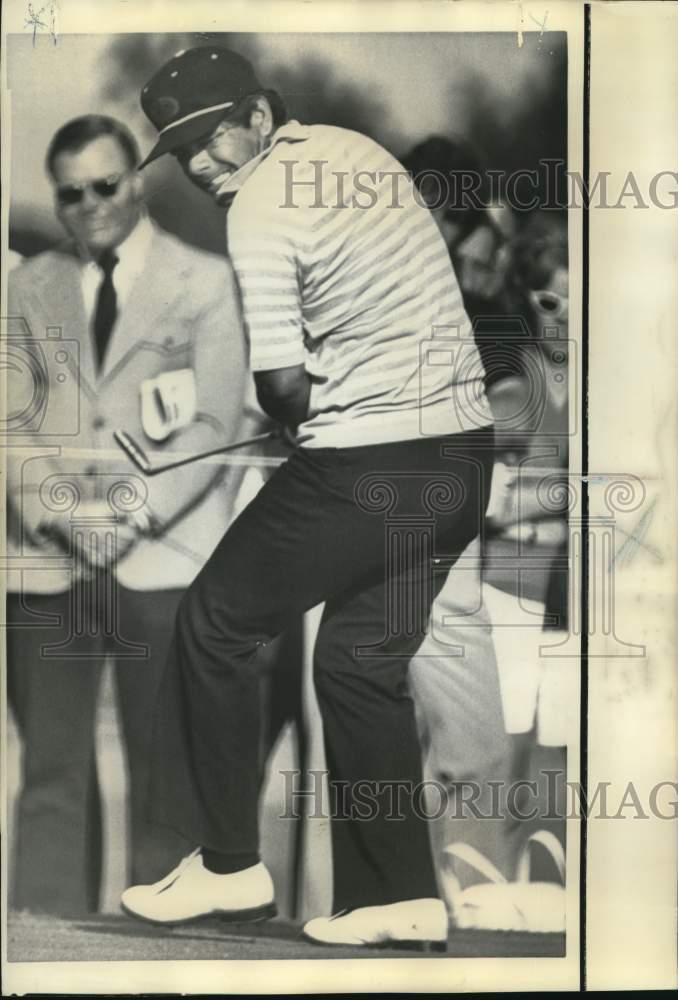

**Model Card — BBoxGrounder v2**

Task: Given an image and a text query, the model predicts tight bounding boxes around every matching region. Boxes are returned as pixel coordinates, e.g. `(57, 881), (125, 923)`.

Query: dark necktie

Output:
(93, 250), (119, 370)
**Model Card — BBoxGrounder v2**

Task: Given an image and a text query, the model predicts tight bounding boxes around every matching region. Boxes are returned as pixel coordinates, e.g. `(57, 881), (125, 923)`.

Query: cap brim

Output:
(138, 106), (233, 170)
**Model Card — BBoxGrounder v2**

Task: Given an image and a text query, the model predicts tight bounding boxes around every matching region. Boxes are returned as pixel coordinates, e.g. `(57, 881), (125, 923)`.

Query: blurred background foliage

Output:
(9, 31), (567, 257)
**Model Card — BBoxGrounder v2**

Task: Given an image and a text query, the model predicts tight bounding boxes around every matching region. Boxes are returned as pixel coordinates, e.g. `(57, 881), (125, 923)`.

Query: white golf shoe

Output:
(120, 849), (276, 926)
(303, 898), (448, 951)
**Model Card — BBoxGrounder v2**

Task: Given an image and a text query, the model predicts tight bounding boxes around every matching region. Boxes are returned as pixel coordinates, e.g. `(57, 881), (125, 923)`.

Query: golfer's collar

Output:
(268, 119), (311, 149)
(215, 120), (310, 204)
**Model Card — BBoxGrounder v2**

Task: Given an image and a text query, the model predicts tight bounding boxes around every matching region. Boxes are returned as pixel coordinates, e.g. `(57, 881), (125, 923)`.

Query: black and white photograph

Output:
(1, 0), (676, 994)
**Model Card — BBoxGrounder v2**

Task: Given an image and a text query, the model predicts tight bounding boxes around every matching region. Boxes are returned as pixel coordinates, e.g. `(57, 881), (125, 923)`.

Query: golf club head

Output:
(113, 429), (152, 474)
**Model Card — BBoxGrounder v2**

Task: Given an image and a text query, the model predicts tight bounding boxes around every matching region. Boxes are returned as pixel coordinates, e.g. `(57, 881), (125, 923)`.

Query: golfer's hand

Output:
(280, 425), (299, 449)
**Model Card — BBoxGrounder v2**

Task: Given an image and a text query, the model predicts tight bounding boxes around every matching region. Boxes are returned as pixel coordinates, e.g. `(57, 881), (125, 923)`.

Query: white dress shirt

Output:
(80, 213), (154, 325)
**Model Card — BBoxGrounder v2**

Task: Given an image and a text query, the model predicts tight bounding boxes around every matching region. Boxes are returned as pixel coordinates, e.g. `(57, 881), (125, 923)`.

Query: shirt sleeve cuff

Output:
(249, 349), (307, 372)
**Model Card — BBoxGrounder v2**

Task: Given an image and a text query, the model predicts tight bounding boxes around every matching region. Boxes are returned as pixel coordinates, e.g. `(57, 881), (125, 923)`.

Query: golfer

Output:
(121, 45), (494, 950)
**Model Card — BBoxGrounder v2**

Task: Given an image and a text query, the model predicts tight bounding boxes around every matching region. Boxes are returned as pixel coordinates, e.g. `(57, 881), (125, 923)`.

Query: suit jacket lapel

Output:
(34, 249), (99, 397)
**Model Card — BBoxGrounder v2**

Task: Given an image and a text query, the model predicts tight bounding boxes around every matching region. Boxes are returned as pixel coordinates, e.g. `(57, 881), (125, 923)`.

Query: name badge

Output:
(140, 368), (197, 442)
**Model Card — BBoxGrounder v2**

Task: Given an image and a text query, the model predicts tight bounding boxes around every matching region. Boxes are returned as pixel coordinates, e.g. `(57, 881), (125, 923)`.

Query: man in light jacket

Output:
(5, 114), (257, 915)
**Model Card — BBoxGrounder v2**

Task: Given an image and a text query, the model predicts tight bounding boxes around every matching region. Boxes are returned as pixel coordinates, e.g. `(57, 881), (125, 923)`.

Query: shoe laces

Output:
(154, 847), (202, 892)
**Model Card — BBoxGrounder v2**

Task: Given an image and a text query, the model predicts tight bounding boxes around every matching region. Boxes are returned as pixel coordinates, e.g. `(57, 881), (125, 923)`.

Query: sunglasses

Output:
(528, 288), (569, 321)
(56, 173), (126, 207)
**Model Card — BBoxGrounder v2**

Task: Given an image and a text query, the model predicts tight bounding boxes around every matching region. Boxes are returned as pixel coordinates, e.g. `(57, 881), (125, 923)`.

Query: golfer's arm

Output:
(254, 365), (311, 431)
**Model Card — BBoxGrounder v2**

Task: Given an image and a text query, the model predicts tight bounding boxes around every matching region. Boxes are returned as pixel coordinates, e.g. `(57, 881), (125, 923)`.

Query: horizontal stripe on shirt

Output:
(227, 122), (493, 447)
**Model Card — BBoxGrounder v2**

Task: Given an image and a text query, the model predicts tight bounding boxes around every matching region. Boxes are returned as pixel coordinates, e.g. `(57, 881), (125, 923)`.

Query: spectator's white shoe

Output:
(303, 898), (448, 951)
(120, 849), (276, 926)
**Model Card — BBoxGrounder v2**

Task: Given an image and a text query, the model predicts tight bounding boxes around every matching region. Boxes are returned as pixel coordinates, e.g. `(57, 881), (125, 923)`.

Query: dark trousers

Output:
(7, 582), (190, 916)
(150, 430), (494, 912)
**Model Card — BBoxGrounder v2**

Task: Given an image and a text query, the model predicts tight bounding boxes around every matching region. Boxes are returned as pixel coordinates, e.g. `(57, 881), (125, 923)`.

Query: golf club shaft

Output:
(113, 430), (151, 473)
(115, 429), (279, 476)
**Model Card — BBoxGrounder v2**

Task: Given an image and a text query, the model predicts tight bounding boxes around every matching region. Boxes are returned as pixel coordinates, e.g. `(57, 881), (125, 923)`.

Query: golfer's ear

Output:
(250, 97), (274, 138)
(131, 169), (144, 200)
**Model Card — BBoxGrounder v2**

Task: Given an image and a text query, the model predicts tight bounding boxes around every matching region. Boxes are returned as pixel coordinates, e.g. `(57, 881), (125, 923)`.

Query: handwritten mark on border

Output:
(24, 1), (59, 46)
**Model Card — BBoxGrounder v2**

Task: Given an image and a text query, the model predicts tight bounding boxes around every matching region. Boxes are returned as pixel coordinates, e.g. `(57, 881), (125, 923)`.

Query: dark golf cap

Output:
(139, 46), (261, 168)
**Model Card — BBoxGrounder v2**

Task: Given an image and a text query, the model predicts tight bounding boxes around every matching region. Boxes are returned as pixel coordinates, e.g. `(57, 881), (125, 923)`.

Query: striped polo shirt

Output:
(226, 122), (492, 448)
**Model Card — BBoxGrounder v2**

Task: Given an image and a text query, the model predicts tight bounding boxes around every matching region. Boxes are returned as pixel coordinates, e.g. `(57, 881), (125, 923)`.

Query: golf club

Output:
(113, 428), (280, 476)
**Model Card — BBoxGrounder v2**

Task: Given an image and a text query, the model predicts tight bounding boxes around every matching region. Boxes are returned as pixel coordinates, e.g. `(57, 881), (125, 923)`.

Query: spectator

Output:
(487, 211), (569, 524)
(403, 135), (520, 895)
(483, 213), (571, 848)
(402, 135), (518, 389)
(6, 114), (258, 916)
